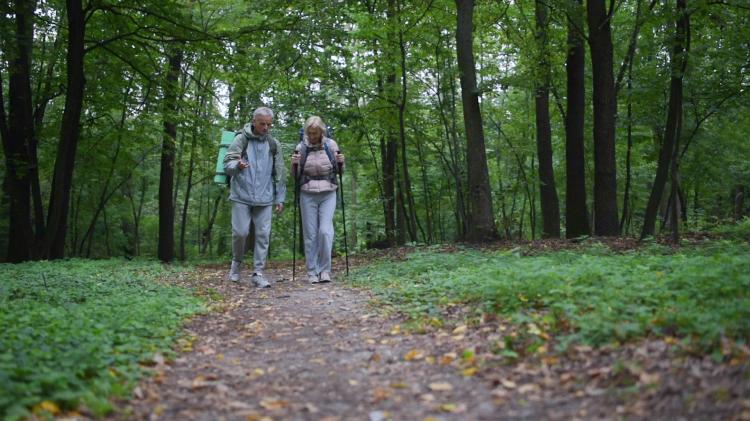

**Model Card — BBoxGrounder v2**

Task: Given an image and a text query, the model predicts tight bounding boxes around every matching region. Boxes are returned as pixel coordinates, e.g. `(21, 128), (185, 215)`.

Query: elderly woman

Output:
(291, 116), (345, 283)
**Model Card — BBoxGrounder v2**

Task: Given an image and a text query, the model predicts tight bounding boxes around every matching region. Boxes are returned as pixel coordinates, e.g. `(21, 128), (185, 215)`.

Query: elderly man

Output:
(223, 107), (286, 287)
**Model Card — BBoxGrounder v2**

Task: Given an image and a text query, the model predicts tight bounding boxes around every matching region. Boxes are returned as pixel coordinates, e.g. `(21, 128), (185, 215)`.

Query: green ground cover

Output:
(0, 259), (204, 419)
(349, 241), (750, 357)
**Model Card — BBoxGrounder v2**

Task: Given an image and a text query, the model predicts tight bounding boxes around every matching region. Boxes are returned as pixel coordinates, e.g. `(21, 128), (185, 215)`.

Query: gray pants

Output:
(300, 190), (337, 276)
(231, 202), (273, 273)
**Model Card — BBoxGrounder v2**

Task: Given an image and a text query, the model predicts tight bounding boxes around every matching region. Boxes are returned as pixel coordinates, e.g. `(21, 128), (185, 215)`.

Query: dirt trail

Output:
(117, 260), (748, 421)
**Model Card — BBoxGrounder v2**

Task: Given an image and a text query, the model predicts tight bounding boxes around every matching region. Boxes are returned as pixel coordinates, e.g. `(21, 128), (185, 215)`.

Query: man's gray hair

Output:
(253, 107), (274, 120)
(303, 115), (327, 137)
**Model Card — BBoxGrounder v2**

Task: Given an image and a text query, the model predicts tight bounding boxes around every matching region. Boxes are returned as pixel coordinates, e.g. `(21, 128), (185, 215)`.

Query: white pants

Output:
(300, 190), (337, 276)
(231, 202), (272, 273)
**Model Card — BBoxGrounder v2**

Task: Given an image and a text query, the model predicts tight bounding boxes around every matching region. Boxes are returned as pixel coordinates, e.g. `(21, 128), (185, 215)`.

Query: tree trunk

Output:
(640, 0), (688, 239)
(587, 0), (619, 236)
(455, 0), (497, 241)
(2, 0), (37, 262)
(734, 185), (746, 222)
(565, 0), (590, 239)
(200, 192), (223, 255)
(620, 65), (635, 233)
(535, 0), (561, 239)
(433, 30), (467, 238)
(45, 0), (86, 259)
(158, 48), (183, 262)
(397, 27), (421, 242)
(179, 129), (198, 261)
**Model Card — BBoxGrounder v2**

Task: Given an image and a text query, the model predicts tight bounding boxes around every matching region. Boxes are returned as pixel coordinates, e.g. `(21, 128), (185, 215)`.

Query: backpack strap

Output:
(235, 130), (278, 185)
(297, 138), (337, 186)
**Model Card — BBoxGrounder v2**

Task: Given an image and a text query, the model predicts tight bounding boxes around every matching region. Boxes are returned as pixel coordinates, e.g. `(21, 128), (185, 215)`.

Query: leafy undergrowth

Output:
(348, 241), (750, 359)
(0, 259), (205, 420)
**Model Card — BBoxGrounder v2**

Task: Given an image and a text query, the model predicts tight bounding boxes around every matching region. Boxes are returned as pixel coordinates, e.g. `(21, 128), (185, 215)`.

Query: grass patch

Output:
(0, 259), (205, 420)
(348, 242), (750, 355)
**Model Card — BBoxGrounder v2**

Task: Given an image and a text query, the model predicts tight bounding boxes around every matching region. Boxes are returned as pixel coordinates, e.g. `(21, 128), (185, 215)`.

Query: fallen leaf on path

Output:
(33, 401), (60, 415)
(501, 379), (517, 389)
(452, 325), (467, 334)
(420, 393), (436, 402)
(404, 349), (425, 361)
(371, 387), (391, 402)
(439, 403), (459, 413)
(428, 382), (453, 392)
(259, 398), (289, 410)
(518, 383), (541, 394)
(440, 352), (457, 365)
(461, 367), (477, 377)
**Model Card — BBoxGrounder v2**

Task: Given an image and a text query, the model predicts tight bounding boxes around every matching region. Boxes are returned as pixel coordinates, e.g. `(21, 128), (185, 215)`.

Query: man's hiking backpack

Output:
(296, 127), (338, 186)
(213, 129), (277, 186)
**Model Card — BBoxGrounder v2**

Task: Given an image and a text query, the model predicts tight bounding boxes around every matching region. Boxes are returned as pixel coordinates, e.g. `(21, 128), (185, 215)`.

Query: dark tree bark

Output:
(124, 177), (148, 257)
(587, 0), (620, 236)
(2, 0), (37, 262)
(535, 0), (561, 239)
(44, 0), (86, 259)
(158, 48), (183, 263)
(398, 27), (421, 242)
(455, 0), (497, 241)
(734, 185), (746, 222)
(621, 63), (635, 233)
(30, 26), (64, 246)
(564, 0), (590, 239)
(179, 128), (198, 261)
(640, 0), (689, 239)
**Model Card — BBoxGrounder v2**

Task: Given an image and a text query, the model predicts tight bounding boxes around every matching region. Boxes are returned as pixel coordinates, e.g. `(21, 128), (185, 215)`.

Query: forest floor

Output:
(115, 251), (750, 421)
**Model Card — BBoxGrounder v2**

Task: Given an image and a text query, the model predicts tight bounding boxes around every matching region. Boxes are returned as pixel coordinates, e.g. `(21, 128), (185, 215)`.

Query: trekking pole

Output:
(337, 152), (349, 276)
(292, 159), (299, 282)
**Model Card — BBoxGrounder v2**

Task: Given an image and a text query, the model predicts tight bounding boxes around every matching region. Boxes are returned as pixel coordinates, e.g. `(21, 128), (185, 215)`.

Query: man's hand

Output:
(238, 159), (249, 170)
(274, 203), (284, 214)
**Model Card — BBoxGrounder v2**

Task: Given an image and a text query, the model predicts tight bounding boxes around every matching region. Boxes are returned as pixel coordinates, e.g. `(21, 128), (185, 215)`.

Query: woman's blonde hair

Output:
(303, 116), (327, 137)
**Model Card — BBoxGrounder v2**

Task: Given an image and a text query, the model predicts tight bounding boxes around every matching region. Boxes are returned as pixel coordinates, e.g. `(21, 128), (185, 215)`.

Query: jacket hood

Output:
(242, 123), (266, 140)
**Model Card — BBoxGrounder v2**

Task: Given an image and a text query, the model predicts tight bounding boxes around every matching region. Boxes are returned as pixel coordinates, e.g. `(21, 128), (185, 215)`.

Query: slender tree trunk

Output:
(397, 28), (420, 242)
(640, 0), (688, 239)
(535, 0), (561, 238)
(416, 134), (434, 243)
(434, 31), (467, 238)
(587, 0), (620, 236)
(733, 185), (745, 222)
(81, 139), (121, 256)
(455, 0), (497, 241)
(45, 0), (86, 259)
(620, 64), (635, 232)
(30, 23), (63, 248)
(565, 0), (590, 239)
(2, 0), (37, 262)
(349, 164), (358, 248)
(158, 48), (183, 262)
(179, 129), (198, 261)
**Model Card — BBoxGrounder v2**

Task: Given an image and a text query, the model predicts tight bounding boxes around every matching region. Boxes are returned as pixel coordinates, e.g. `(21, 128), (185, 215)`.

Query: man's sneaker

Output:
(228, 261), (242, 282)
(308, 274), (320, 284)
(319, 271), (331, 283)
(251, 272), (271, 288)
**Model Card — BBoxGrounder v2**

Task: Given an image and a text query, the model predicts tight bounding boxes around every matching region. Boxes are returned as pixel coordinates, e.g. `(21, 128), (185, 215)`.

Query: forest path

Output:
(117, 259), (746, 420)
